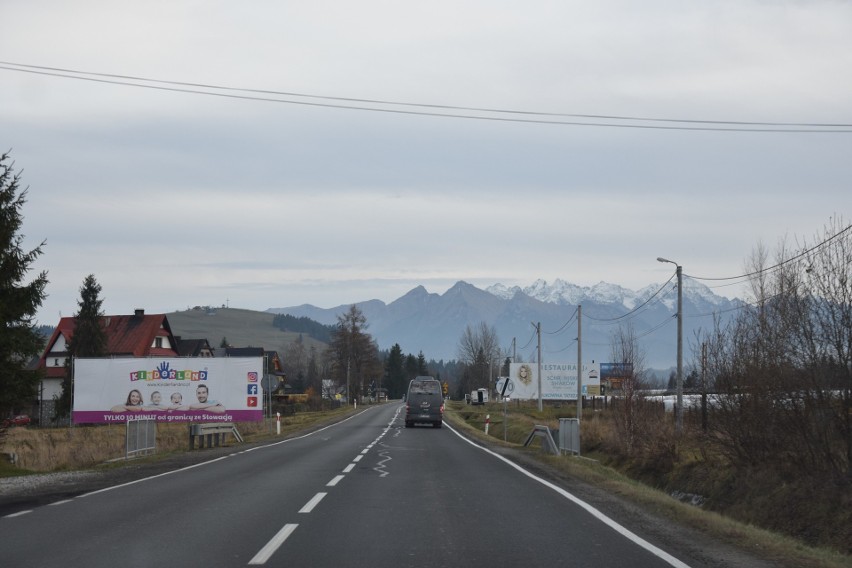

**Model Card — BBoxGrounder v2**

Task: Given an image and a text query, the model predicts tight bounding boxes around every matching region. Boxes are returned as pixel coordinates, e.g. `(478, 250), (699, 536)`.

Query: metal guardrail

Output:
(557, 418), (580, 455)
(523, 425), (560, 455)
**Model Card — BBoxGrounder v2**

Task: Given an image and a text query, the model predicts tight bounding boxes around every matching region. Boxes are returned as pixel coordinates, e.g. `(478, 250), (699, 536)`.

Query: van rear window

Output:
(410, 381), (440, 395)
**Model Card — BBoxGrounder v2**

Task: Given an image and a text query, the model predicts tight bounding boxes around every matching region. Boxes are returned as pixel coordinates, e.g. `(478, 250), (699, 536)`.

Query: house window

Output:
(54, 358), (60, 366)
(155, 337), (163, 348)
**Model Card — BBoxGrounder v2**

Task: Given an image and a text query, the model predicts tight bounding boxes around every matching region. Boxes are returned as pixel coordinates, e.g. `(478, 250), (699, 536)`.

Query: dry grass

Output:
(0, 407), (354, 473)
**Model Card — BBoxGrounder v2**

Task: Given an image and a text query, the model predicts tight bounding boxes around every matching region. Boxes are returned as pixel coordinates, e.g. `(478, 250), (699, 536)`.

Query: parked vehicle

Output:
(2, 414), (31, 427)
(469, 388), (488, 405)
(404, 376), (444, 428)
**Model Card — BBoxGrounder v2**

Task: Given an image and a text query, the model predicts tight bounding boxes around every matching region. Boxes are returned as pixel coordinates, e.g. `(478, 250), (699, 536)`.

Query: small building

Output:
(175, 337), (215, 357)
(36, 309), (179, 424)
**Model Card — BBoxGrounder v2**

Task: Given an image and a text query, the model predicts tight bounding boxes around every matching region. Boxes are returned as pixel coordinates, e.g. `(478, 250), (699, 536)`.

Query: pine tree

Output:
(417, 351), (429, 376)
(55, 274), (107, 419)
(405, 354), (418, 380)
(69, 275), (107, 357)
(385, 344), (407, 398)
(0, 152), (48, 416)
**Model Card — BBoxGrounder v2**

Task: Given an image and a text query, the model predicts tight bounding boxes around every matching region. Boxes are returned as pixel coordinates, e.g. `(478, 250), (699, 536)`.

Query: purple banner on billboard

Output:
(73, 410), (263, 424)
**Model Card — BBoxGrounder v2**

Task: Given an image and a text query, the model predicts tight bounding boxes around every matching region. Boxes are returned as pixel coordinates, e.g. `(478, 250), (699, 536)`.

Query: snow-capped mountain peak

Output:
(486, 278), (726, 311)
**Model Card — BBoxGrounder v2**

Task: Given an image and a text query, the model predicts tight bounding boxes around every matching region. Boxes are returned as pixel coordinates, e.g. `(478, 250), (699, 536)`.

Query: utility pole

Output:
(676, 263), (683, 434)
(535, 322), (542, 412)
(701, 341), (707, 432)
(658, 257), (684, 435)
(577, 304), (582, 421)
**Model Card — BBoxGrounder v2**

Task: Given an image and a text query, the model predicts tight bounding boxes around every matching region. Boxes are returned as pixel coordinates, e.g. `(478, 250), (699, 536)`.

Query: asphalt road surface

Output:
(0, 404), (773, 567)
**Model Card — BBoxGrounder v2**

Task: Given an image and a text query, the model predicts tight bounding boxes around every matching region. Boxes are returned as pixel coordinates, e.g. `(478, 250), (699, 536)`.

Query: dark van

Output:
(405, 376), (444, 428)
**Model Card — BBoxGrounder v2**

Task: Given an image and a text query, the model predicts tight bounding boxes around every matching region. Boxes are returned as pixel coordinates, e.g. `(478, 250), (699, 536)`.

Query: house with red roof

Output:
(37, 309), (180, 423)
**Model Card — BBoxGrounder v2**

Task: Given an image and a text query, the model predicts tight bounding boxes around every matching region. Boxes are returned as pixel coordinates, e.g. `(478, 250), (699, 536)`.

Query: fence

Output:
(126, 417), (156, 459)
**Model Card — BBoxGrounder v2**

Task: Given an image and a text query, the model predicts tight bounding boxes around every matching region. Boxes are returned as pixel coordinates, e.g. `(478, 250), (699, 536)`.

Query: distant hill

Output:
(167, 307), (327, 355)
(271, 313), (335, 343)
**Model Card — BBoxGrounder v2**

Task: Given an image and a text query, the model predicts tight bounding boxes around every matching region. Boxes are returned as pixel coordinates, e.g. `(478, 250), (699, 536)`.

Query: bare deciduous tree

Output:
(610, 322), (647, 454)
(457, 322), (501, 393)
(706, 218), (851, 479)
(329, 305), (381, 403)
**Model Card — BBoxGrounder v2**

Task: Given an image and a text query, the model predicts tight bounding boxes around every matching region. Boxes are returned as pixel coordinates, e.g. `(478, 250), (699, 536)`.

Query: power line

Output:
(544, 339), (578, 354)
(633, 316), (677, 341)
(686, 222), (852, 282)
(519, 326), (538, 351)
(542, 308), (578, 335)
(583, 275), (676, 324)
(517, 222), (852, 353)
(3, 61), (852, 133)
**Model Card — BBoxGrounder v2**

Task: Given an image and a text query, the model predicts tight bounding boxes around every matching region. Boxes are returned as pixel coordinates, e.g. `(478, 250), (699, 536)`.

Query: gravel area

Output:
(0, 470), (106, 497)
(0, 442), (241, 507)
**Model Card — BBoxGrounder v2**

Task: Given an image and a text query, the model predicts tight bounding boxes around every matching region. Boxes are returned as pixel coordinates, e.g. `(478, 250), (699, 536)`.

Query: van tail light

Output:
(440, 403), (445, 415)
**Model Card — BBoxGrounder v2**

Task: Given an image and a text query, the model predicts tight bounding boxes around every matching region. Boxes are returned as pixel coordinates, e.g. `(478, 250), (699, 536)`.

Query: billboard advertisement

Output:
(72, 357), (265, 424)
(500, 362), (601, 400)
(600, 363), (633, 392)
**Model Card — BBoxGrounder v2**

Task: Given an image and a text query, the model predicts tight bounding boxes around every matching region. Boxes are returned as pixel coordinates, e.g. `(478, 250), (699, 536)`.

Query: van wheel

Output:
(433, 421), (442, 428)
(405, 421), (412, 428)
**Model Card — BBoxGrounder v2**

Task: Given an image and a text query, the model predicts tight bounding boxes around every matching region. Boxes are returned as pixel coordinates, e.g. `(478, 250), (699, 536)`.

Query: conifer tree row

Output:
(0, 152), (48, 417)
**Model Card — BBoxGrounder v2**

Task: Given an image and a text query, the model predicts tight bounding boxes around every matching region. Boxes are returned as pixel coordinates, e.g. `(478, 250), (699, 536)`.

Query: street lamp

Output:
(657, 257), (683, 435)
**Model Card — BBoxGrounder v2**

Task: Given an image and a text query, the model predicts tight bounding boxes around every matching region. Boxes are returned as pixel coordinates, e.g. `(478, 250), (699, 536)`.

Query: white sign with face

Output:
(506, 362), (601, 400)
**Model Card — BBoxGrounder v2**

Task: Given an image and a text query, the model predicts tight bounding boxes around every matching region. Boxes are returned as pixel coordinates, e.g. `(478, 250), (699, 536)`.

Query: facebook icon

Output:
(247, 384), (258, 395)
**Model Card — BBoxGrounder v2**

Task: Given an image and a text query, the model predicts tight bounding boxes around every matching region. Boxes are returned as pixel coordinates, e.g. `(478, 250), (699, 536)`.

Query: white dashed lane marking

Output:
(249, 406), (404, 565)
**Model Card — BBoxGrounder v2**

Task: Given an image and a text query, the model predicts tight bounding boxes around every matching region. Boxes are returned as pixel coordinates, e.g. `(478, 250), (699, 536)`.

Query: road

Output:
(0, 404), (730, 567)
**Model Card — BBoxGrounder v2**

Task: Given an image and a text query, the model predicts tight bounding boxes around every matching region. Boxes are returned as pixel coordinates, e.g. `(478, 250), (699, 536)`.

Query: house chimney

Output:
(134, 309), (145, 317)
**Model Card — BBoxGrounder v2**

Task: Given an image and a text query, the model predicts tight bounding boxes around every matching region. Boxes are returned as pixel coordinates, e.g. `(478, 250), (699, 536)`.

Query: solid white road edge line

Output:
(48, 500), (73, 506)
(3, 510), (32, 518)
(444, 422), (692, 568)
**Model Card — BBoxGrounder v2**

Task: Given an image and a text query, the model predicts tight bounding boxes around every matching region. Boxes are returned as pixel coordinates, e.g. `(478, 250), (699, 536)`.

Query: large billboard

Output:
(73, 357), (265, 424)
(499, 362), (601, 400)
(600, 363), (633, 392)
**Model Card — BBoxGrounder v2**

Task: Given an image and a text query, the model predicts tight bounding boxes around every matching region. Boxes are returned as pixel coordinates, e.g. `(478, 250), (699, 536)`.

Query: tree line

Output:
(278, 304), (458, 402)
(272, 313), (335, 343)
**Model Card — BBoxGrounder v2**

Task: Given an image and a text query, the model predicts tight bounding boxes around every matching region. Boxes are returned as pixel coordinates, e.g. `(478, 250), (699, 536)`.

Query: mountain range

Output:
(268, 279), (740, 370)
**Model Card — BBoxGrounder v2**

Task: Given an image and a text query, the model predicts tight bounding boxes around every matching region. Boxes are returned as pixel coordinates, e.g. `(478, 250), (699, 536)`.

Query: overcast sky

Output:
(3, 1), (851, 325)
